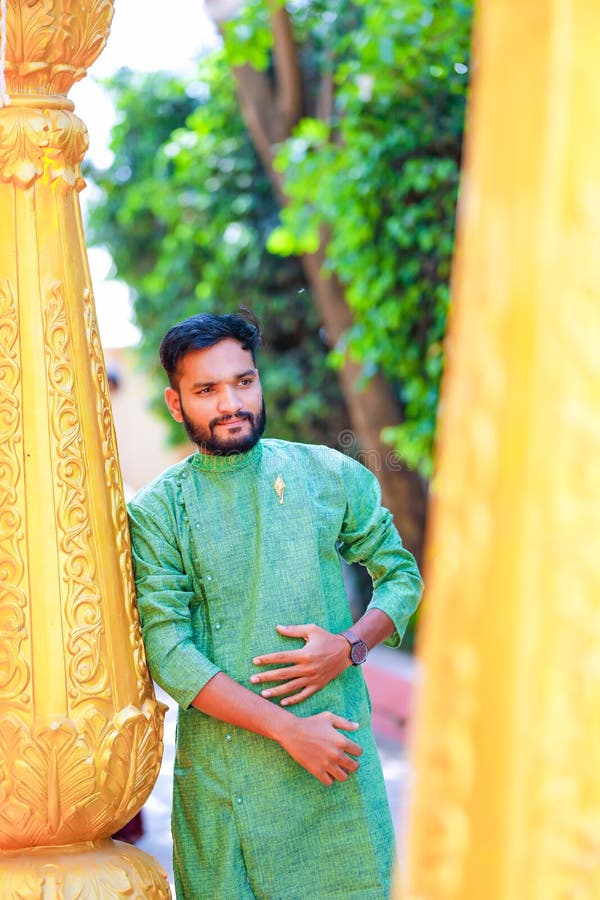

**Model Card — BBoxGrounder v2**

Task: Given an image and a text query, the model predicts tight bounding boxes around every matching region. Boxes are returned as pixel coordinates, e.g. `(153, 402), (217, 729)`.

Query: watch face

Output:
(350, 640), (368, 665)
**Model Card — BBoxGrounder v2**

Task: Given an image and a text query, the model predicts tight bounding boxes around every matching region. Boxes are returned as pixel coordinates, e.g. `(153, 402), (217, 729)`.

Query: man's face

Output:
(164, 338), (265, 456)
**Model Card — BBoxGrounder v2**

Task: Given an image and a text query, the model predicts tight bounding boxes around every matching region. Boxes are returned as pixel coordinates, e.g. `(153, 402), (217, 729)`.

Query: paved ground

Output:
(135, 647), (416, 894)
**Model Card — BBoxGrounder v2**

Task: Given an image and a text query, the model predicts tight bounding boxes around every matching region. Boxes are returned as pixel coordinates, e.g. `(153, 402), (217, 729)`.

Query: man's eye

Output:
(240, 378), (253, 386)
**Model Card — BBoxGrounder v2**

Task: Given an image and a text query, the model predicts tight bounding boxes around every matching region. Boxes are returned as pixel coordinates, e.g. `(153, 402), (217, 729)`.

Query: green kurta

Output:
(128, 439), (422, 899)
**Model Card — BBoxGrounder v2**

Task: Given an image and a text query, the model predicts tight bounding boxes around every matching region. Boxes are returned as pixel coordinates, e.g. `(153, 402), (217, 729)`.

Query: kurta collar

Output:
(190, 440), (263, 473)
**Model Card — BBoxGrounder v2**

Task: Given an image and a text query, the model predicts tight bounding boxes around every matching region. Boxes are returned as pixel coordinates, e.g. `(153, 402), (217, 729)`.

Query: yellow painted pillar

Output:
(0, 2), (169, 895)
(400, 2), (600, 898)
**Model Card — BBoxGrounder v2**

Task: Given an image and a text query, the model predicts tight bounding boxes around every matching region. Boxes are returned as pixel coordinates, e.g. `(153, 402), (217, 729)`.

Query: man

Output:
(128, 311), (423, 899)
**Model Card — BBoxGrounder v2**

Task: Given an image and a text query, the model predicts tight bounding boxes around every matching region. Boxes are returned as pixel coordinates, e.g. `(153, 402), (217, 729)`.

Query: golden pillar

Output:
(0, 2), (170, 896)
(401, 2), (600, 898)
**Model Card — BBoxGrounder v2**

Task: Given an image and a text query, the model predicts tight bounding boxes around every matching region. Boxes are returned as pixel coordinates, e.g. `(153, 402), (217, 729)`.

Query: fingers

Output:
(329, 715), (363, 757)
(324, 752), (361, 784)
(254, 677), (317, 705)
(316, 753), (360, 786)
(318, 772), (334, 786)
(276, 623), (313, 639)
(281, 711), (362, 786)
(252, 624), (312, 666)
(280, 686), (316, 706)
(341, 737), (363, 758)
(252, 651), (302, 667)
(329, 715), (360, 733)
(256, 679), (313, 701)
(250, 664), (301, 684)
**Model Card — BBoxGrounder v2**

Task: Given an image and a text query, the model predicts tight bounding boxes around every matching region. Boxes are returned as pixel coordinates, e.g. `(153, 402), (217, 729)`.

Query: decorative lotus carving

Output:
(0, 700), (164, 850)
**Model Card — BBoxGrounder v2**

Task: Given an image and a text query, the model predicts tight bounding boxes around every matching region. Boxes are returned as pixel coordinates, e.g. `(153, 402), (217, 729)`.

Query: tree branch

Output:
(229, 65), (284, 203)
(270, 5), (304, 137)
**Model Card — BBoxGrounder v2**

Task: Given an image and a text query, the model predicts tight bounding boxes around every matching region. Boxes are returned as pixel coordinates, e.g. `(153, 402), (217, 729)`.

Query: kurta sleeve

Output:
(337, 454), (423, 646)
(128, 499), (221, 708)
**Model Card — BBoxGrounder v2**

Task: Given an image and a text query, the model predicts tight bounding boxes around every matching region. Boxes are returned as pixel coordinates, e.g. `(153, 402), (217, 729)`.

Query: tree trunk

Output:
(205, 1), (427, 562)
(301, 249), (427, 562)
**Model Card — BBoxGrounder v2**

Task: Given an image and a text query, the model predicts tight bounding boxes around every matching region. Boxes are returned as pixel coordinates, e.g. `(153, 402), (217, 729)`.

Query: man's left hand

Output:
(250, 624), (351, 706)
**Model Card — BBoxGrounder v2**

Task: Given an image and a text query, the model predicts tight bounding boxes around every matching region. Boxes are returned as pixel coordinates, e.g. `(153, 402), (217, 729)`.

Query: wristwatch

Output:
(340, 628), (369, 666)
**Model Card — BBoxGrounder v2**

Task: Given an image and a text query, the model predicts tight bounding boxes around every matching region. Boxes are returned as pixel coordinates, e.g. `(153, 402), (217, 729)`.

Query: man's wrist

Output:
(339, 628), (369, 666)
(266, 703), (297, 744)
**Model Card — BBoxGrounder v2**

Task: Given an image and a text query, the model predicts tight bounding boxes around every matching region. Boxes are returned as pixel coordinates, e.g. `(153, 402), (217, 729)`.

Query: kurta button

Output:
(215, 623), (221, 630)
(235, 796), (243, 805)
(194, 523), (200, 528)
(225, 733), (232, 741)
(206, 575), (213, 582)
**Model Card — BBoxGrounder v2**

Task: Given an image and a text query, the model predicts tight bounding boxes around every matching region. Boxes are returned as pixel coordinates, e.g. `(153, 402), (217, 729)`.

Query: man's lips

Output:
(214, 416), (251, 428)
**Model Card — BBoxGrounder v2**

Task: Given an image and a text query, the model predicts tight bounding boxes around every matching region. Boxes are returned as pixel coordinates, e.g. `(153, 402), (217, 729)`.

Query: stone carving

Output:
(3, 0), (114, 95)
(0, 0), (170, 893)
(0, 107), (88, 190)
(83, 287), (152, 705)
(0, 838), (170, 898)
(0, 699), (164, 849)
(44, 284), (110, 707)
(0, 279), (30, 711)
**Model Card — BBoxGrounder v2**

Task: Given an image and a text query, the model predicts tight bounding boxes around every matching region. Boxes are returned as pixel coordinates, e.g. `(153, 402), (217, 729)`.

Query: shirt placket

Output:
(179, 467), (254, 823)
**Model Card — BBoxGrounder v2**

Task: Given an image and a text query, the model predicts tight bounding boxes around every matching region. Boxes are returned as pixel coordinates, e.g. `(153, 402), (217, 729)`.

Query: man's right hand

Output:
(193, 671), (361, 786)
(276, 711), (362, 786)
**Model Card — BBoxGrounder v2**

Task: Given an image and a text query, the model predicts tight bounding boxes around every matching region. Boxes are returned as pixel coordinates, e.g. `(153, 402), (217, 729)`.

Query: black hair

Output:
(159, 310), (262, 387)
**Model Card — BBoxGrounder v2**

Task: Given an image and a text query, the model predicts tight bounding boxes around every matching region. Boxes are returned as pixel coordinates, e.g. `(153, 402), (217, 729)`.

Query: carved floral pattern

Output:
(0, 280), (30, 710)
(3, 0), (115, 95)
(0, 866), (43, 900)
(0, 699), (164, 850)
(0, 843), (170, 900)
(0, 107), (88, 190)
(83, 289), (153, 705)
(0, 0), (168, 890)
(44, 284), (110, 708)
(0, 0), (114, 190)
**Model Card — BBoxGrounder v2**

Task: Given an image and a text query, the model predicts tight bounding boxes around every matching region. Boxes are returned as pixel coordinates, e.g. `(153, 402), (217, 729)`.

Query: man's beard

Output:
(180, 398), (266, 456)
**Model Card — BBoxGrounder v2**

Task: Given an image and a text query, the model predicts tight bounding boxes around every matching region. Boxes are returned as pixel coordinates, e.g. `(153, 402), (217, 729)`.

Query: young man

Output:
(128, 312), (423, 899)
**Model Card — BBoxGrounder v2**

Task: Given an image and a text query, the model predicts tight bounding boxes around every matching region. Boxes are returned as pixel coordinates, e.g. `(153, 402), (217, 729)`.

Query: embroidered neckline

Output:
(190, 440), (263, 473)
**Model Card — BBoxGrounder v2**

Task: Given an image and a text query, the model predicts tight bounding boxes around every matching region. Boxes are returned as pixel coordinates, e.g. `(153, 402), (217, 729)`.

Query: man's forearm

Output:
(191, 671), (363, 786)
(347, 608), (396, 650)
(191, 670), (292, 741)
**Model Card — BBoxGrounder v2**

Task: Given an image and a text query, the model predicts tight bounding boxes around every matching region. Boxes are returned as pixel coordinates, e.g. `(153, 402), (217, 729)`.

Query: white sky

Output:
(71, 0), (219, 348)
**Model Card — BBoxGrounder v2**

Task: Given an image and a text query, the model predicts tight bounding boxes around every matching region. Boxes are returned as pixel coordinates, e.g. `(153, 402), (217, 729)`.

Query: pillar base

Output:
(0, 838), (171, 898)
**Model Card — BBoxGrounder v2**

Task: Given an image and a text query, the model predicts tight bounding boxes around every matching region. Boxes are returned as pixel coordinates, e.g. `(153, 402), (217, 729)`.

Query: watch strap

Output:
(341, 628), (361, 646)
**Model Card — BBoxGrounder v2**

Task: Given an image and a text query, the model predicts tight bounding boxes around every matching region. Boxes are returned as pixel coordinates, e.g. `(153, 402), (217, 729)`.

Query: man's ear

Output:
(165, 387), (184, 423)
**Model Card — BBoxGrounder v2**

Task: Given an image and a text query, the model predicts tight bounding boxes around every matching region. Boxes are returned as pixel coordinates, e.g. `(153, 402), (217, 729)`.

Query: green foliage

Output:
(222, 0), (275, 69)
(267, 0), (473, 476)
(86, 56), (347, 446)
(87, 0), (472, 478)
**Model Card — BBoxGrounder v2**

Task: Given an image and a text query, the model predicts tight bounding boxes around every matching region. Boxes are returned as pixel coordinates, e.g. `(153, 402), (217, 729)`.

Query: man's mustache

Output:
(209, 411), (253, 431)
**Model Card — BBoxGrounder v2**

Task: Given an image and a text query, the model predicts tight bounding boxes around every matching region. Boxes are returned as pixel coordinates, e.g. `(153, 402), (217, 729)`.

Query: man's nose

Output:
(217, 385), (243, 414)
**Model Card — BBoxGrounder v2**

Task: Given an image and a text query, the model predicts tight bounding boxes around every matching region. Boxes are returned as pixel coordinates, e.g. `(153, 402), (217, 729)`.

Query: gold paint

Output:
(0, 839), (170, 898)
(0, 1), (169, 894)
(274, 473), (286, 504)
(401, 2), (600, 898)
(0, 279), (30, 711)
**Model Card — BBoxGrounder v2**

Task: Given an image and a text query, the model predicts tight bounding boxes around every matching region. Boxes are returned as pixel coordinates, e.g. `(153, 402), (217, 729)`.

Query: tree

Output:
(206, 0), (472, 560)
(87, 61), (349, 448)
(87, 0), (473, 563)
